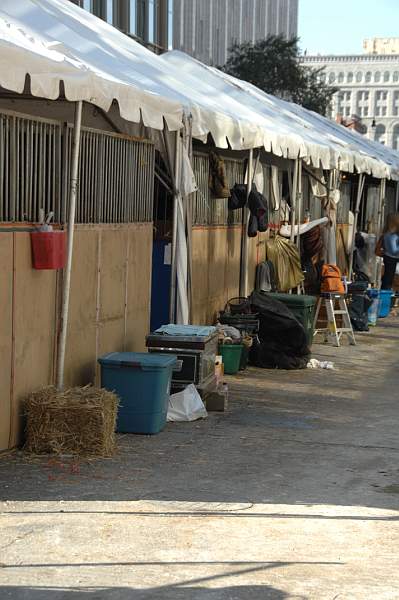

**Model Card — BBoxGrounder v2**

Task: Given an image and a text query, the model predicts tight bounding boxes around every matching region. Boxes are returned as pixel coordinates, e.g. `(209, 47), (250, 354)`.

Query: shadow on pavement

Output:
(0, 585), (291, 600)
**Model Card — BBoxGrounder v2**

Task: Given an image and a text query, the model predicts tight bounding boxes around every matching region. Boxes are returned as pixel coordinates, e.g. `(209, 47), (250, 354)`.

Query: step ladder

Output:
(313, 293), (356, 347)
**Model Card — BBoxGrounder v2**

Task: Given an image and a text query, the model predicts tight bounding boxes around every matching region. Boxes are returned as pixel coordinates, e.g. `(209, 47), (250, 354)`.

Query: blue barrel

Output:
(98, 352), (177, 434)
(378, 290), (393, 318)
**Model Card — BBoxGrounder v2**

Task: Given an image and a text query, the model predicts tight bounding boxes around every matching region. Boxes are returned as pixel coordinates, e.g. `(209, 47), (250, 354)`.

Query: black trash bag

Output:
(349, 294), (372, 332)
(250, 336), (309, 370)
(248, 214), (258, 237)
(248, 187), (269, 232)
(248, 290), (311, 370)
(228, 184), (247, 210)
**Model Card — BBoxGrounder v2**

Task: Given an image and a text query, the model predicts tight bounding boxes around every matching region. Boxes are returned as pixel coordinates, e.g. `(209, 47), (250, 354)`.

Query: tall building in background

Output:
(301, 39), (399, 150)
(173, 0), (299, 66)
(72, 1), (298, 64)
(70, 0), (171, 52)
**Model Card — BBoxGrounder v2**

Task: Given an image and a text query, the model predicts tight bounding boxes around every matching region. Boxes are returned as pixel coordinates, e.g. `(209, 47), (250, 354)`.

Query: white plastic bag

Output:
(167, 384), (208, 422)
(307, 358), (334, 370)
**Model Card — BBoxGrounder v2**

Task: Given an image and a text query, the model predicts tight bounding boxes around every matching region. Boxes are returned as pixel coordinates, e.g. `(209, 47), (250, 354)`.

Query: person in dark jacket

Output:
(381, 213), (399, 290)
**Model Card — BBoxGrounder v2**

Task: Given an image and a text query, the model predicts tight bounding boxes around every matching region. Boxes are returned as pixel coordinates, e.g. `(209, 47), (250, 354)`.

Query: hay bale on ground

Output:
(24, 385), (119, 457)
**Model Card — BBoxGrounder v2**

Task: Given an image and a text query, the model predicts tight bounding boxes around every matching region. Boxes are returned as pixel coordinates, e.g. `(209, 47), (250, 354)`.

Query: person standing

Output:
(381, 213), (399, 290)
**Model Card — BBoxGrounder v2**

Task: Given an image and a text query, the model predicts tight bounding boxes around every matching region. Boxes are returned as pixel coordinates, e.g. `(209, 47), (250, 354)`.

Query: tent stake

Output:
(56, 100), (83, 391)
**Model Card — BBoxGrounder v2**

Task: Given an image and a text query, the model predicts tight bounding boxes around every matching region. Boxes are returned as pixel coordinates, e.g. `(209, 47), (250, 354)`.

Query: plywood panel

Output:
(64, 228), (98, 387)
(0, 234), (13, 451)
(192, 228), (211, 324)
(192, 226), (243, 325)
(2, 224), (153, 448)
(125, 224), (152, 352)
(207, 227), (227, 304)
(99, 228), (127, 321)
(11, 233), (57, 447)
(191, 228), (209, 324)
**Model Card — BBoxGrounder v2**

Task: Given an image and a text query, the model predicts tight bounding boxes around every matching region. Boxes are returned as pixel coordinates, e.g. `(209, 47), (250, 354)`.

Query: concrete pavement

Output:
(1, 319), (398, 599)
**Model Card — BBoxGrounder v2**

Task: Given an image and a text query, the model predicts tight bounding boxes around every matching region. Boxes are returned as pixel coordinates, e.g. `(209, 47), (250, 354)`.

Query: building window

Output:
(338, 72), (345, 84)
(375, 124), (386, 145)
(384, 71), (390, 82)
(393, 125), (399, 150)
(328, 72), (336, 84)
(356, 72), (363, 83)
(374, 71), (381, 82)
(375, 90), (388, 116)
(365, 71), (372, 83)
(347, 72), (354, 83)
(393, 91), (399, 116)
(336, 91), (352, 117)
(394, 71), (399, 82)
(356, 91), (370, 117)
(107, 0), (113, 24)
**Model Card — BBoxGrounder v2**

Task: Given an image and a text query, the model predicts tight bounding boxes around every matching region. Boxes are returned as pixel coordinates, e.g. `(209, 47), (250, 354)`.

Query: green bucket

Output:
(219, 344), (243, 375)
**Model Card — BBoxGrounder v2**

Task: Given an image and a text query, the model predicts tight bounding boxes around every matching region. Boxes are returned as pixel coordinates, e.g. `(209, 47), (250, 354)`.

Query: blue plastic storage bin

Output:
(367, 289), (379, 326)
(98, 352), (177, 434)
(378, 289), (393, 318)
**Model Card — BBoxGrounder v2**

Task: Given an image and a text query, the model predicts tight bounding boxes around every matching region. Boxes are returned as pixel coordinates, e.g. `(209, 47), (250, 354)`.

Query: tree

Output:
(223, 36), (337, 116)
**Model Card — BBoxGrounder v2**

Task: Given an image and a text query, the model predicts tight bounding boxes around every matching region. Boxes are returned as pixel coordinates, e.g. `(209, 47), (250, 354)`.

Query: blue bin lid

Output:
(98, 352), (177, 370)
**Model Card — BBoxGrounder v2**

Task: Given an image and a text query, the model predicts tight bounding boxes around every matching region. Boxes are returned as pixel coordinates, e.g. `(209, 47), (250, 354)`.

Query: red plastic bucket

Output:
(31, 231), (66, 270)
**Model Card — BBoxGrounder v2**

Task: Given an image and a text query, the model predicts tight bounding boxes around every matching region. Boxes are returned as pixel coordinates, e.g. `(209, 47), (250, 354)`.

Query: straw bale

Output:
(24, 385), (119, 457)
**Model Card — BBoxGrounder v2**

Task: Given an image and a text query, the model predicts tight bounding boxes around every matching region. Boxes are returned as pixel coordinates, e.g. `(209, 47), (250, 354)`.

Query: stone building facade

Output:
(301, 50), (399, 150)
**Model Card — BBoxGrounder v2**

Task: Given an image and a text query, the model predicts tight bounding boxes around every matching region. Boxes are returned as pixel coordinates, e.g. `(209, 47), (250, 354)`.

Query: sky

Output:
(298, 0), (399, 56)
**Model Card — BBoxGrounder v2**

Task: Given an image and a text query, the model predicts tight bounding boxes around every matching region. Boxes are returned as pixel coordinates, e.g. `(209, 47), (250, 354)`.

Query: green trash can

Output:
(266, 293), (317, 347)
(219, 344), (243, 375)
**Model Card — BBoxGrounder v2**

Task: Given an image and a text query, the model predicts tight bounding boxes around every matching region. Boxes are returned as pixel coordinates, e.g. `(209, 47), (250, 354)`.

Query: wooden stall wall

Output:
(191, 225), (267, 324)
(0, 223), (152, 451)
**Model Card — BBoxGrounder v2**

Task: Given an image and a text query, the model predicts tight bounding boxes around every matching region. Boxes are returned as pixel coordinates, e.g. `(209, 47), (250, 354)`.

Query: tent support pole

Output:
(169, 130), (180, 323)
(375, 178), (386, 287)
(239, 148), (253, 297)
(184, 117), (194, 323)
(348, 173), (365, 281)
(290, 158), (299, 244)
(296, 159), (303, 250)
(377, 178), (387, 234)
(56, 100), (83, 391)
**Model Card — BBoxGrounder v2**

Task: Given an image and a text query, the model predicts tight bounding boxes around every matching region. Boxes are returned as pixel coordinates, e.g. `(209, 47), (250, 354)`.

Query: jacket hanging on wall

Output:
(248, 187), (269, 233)
(209, 152), (230, 198)
(228, 183), (247, 210)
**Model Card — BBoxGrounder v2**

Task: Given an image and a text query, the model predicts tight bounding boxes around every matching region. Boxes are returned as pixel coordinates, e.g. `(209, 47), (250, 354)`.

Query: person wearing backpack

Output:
(381, 213), (399, 290)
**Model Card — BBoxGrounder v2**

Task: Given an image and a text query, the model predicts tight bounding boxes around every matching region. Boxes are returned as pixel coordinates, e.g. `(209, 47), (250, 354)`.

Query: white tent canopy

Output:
(1, 1), (398, 180)
(162, 51), (399, 180)
(221, 70), (399, 180)
(0, 0), (184, 131)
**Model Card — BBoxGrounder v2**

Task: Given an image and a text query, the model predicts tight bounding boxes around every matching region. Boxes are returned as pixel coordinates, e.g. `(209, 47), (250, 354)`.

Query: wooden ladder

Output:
(313, 293), (356, 347)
